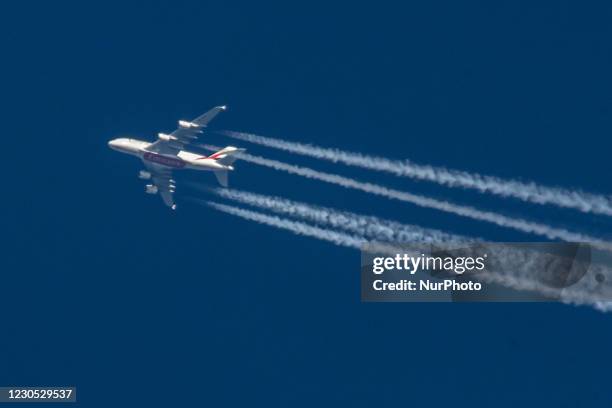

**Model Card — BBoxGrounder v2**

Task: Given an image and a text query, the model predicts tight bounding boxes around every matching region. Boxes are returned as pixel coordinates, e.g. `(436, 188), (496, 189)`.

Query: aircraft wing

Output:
(147, 105), (227, 154)
(144, 163), (177, 210)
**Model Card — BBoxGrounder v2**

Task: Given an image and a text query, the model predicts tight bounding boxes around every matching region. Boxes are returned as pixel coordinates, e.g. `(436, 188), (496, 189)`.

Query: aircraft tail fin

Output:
(209, 146), (245, 187)
(208, 146), (246, 166)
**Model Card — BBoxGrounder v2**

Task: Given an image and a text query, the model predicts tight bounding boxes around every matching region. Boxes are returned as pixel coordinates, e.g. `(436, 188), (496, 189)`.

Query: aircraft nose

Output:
(108, 139), (119, 149)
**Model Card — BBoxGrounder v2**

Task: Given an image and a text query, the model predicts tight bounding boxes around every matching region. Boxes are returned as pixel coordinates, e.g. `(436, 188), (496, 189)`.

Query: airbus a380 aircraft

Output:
(108, 105), (243, 210)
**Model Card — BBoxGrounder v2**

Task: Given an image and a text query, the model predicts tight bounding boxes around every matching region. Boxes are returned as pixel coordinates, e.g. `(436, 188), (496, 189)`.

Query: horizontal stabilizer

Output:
(214, 170), (228, 187)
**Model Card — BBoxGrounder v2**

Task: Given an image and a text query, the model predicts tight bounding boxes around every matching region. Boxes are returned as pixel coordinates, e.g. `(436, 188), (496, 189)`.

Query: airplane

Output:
(108, 105), (243, 210)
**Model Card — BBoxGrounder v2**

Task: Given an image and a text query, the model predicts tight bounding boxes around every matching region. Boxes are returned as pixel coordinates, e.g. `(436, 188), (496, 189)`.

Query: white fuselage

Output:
(108, 138), (229, 171)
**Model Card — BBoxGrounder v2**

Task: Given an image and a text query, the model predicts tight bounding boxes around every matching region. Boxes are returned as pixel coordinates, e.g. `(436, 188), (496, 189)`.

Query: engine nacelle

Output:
(158, 133), (178, 142)
(145, 184), (158, 194)
(178, 120), (200, 129)
(138, 170), (152, 180)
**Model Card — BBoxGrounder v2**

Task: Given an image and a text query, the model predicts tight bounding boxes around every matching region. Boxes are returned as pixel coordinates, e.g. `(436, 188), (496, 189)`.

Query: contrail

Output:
(200, 144), (612, 250)
(206, 201), (367, 249)
(204, 188), (612, 309)
(202, 200), (406, 256)
(202, 201), (612, 311)
(204, 186), (469, 244)
(219, 130), (612, 217)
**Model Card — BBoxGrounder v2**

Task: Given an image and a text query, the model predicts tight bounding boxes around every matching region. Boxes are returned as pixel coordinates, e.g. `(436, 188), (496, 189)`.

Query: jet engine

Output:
(178, 120), (200, 129)
(158, 133), (178, 142)
(138, 170), (151, 180)
(145, 184), (158, 194)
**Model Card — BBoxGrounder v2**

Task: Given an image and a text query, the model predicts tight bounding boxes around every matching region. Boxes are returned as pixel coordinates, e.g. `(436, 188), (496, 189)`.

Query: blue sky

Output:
(3, 1), (612, 406)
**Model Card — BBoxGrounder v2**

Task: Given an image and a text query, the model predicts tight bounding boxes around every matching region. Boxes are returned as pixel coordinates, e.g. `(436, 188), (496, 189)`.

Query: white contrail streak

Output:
(204, 188), (612, 309)
(220, 130), (612, 217)
(205, 187), (469, 244)
(202, 200), (612, 311)
(200, 144), (612, 250)
(206, 201), (367, 249)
